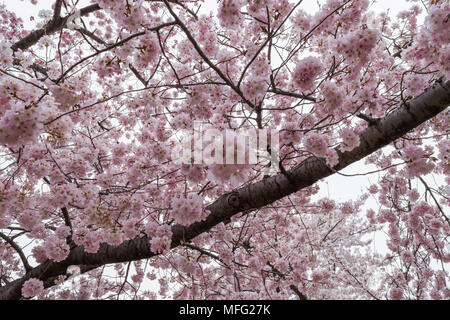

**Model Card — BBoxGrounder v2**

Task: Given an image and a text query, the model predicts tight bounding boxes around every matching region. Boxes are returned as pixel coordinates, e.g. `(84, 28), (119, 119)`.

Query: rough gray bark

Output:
(0, 78), (448, 300)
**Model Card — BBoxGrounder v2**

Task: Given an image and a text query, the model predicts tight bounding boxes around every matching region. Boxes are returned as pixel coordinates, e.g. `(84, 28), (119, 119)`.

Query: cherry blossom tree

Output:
(0, 0), (449, 300)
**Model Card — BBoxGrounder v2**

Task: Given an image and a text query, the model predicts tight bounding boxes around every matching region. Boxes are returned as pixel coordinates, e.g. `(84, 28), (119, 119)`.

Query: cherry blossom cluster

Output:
(335, 28), (379, 72)
(438, 46), (450, 80)
(292, 9), (311, 33)
(339, 128), (360, 152)
(43, 235), (70, 262)
(437, 140), (449, 175)
(424, 2), (450, 45)
(186, 86), (212, 120)
(280, 121), (303, 146)
(318, 80), (345, 116)
(22, 278), (44, 298)
(403, 2), (449, 81)
(389, 287), (403, 300)
(180, 163), (205, 183)
(403, 73), (427, 99)
(93, 53), (123, 78)
(97, 0), (146, 32)
(401, 144), (435, 178)
(0, 101), (54, 147)
(145, 222), (173, 254)
(247, 0), (292, 27)
(241, 56), (270, 103)
(218, 0), (242, 28)
(207, 163), (251, 187)
(0, 0), (448, 301)
(292, 56), (324, 92)
(0, 37), (12, 66)
(49, 184), (83, 208)
(17, 209), (40, 232)
(303, 132), (338, 167)
(134, 32), (160, 69)
(196, 16), (219, 57)
(0, 4), (23, 42)
(171, 193), (205, 226)
(73, 228), (101, 254)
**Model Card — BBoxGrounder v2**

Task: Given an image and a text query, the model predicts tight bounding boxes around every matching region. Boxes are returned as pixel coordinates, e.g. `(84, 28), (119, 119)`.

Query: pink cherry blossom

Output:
(218, 0), (242, 28)
(303, 132), (329, 158)
(44, 236), (70, 262)
(0, 0), (448, 301)
(389, 287), (403, 300)
(22, 278), (44, 298)
(292, 56), (323, 92)
(171, 193), (205, 226)
(339, 128), (360, 152)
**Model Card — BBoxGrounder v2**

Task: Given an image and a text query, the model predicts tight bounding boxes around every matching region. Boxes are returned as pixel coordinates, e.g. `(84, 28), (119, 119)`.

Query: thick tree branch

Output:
(0, 232), (32, 272)
(0, 78), (449, 300)
(289, 284), (308, 300)
(10, 1), (195, 53)
(52, 0), (64, 22)
(11, 4), (101, 52)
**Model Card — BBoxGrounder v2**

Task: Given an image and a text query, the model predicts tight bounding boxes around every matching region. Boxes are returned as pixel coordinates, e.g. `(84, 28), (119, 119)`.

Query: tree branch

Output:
(0, 232), (32, 272)
(289, 284), (308, 300)
(0, 78), (448, 300)
(162, 0), (258, 109)
(52, 0), (64, 22)
(11, 4), (101, 52)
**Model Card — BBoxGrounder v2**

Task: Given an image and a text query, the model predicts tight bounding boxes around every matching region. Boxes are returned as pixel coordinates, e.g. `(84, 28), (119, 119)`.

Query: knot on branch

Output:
(227, 192), (240, 209)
